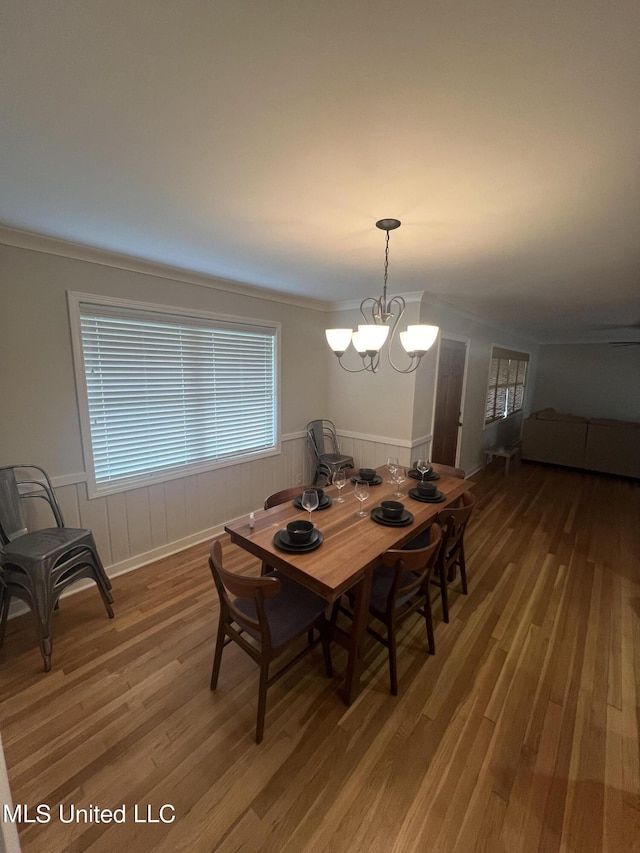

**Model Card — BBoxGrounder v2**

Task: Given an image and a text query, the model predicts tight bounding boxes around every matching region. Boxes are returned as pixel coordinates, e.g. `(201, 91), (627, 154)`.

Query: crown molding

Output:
(422, 291), (541, 345)
(0, 225), (330, 313)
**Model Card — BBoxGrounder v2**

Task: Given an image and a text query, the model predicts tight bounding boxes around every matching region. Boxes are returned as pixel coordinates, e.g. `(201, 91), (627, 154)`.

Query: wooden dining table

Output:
(224, 464), (472, 705)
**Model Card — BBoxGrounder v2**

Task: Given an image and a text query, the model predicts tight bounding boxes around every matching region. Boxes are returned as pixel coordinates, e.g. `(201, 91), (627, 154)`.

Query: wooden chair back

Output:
(264, 486), (313, 510)
(209, 540), (280, 642)
(378, 524), (441, 615)
(436, 490), (475, 568)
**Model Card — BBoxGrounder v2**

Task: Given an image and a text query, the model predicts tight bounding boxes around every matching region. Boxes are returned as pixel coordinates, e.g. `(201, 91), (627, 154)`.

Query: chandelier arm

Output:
(334, 356), (372, 374)
(384, 296), (421, 373)
(333, 351), (384, 373)
(359, 296), (382, 325)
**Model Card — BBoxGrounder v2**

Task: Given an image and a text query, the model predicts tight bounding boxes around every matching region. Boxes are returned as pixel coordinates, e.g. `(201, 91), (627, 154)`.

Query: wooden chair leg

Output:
(387, 620), (398, 696)
(424, 596), (435, 655)
(320, 620), (333, 677)
(210, 619), (226, 690)
(439, 564), (449, 623)
(459, 549), (468, 595)
(256, 658), (270, 744)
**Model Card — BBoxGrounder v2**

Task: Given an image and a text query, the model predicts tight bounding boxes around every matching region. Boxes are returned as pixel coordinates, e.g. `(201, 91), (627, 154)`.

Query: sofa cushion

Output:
(521, 416), (588, 468)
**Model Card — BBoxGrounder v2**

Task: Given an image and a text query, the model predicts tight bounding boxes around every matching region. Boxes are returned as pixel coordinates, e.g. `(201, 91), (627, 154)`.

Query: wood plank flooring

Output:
(1, 462), (639, 852)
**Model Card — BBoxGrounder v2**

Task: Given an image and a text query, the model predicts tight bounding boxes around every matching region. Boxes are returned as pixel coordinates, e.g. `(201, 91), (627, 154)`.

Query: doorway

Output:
(431, 338), (467, 466)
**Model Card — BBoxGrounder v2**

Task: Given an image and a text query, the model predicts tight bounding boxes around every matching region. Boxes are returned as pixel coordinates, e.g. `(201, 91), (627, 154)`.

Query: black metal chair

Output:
(208, 540), (333, 743)
(306, 419), (354, 485)
(0, 465), (114, 671)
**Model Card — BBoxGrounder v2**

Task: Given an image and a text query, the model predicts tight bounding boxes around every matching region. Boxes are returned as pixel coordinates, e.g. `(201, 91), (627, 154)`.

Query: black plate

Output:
(408, 488), (446, 503)
(370, 506), (414, 527)
(350, 474), (383, 486)
(273, 529), (324, 553)
(408, 469), (440, 481)
(293, 494), (332, 510)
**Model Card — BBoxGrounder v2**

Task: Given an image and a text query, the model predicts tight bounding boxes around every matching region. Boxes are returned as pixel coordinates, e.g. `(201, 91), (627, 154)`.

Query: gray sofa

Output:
(521, 409), (640, 478)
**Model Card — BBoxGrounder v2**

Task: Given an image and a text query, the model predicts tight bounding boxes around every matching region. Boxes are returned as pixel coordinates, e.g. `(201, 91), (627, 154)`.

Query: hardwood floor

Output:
(1, 462), (639, 852)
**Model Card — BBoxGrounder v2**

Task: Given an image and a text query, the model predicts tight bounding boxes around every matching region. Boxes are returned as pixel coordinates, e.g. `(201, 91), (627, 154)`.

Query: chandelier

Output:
(325, 219), (439, 374)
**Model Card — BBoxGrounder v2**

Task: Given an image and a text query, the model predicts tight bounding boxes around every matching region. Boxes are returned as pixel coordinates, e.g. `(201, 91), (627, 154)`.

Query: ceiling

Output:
(2, 1), (639, 344)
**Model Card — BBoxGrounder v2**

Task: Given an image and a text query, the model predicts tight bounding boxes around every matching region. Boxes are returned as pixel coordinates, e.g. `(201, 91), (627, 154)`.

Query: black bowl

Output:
(310, 487), (324, 501)
(286, 520), (314, 544)
(416, 481), (437, 497)
(380, 500), (404, 520)
(359, 468), (377, 482)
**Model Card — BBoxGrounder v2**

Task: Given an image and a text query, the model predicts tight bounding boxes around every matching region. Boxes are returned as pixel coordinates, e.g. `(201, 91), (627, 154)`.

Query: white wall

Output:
(324, 298), (423, 444)
(532, 344), (640, 421)
(0, 239), (329, 575)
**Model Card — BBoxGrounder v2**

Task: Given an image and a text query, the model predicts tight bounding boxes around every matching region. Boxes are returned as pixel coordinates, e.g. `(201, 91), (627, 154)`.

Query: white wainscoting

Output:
(337, 430), (432, 471)
(8, 429), (432, 621)
(45, 433), (312, 579)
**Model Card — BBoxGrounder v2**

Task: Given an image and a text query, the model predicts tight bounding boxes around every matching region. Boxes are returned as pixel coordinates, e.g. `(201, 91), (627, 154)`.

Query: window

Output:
(69, 293), (279, 496)
(485, 346), (529, 425)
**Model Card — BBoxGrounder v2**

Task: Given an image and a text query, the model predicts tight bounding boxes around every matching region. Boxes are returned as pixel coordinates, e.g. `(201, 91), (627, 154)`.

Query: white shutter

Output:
(78, 304), (277, 489)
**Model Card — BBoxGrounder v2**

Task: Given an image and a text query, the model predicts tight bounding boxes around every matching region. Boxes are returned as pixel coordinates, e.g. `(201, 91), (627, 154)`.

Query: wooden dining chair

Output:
(368, 525), (442, 695)
(431, 462), (466, 479)
(432, 490), (475, 623)
(337, 525), (441, 696)
(263, 485), (313, 510)
(208, 540), (333, 743)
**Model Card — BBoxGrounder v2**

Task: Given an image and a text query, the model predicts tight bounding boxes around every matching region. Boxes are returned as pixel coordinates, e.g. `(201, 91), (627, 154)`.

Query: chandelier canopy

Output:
(325, 219), (439, 374)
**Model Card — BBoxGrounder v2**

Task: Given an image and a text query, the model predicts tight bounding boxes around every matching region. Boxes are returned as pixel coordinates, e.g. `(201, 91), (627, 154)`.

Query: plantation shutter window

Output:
(484, 346), (529, 425)
(72, 297), (278, 495)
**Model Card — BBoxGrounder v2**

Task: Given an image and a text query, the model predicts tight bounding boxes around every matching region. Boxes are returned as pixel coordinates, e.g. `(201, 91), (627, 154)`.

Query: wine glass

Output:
(353, 481), (370, 517)
(301, 488), (319, 520)
(333, 469), (347, 502)
(416, 458), (430, 481)
(392, 466), (406, 497)
(385, 456), (399, 482)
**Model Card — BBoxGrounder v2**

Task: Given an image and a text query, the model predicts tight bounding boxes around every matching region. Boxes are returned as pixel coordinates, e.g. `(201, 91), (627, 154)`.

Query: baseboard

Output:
(5, 507), (257, 621)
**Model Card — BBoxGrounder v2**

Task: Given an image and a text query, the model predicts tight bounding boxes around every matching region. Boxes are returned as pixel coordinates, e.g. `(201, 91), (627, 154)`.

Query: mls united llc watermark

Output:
(3, 803), (176, 825)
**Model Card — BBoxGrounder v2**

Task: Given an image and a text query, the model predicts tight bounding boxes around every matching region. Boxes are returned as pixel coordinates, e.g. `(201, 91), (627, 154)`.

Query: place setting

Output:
(370, 499), (414, 527)
(350, 467), (383, 486)
(408, 458), (440, 481)
(408, 480), (446, 503)
(273, 519), (324, 553)
(292, 486), (332, 510)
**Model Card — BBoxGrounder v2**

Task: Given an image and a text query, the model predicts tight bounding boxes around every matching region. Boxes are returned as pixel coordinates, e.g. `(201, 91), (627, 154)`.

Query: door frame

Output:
(430, 333), (470, 468)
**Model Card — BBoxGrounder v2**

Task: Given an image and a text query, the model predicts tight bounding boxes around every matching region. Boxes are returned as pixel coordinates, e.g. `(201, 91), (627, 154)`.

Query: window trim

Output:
(68, 291), (281, 498)
(484, 344), (530, 428)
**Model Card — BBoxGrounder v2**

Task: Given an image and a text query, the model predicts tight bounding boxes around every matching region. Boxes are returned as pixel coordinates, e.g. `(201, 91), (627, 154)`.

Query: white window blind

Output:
(77, 302), (277, 490)
(485, 346), (529, 425)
